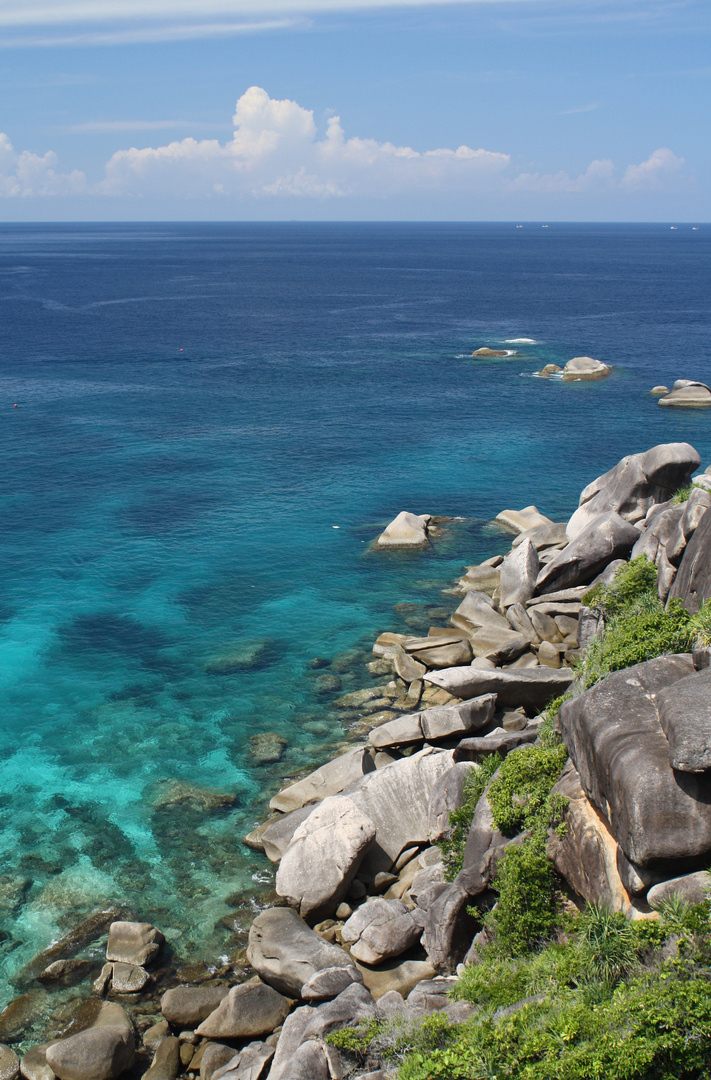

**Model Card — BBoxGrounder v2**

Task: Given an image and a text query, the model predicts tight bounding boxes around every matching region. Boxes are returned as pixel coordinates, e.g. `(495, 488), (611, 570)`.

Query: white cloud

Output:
(0, 19), (298, 47)
(621, 147), (684, 190)
(100, 85), (512, 199)
(506, 157), (615, 193)
(0, 133), (85, 196)
(558, 102), (600, 115)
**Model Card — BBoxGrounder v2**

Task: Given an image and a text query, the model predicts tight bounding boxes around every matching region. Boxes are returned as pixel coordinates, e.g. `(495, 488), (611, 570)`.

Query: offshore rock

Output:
(376, 512), (430, 548)
(560, 356), (610, 381)
(566, 442), (700, 540)
(495, 506), (553, 535)
(106, 922), (163, 967)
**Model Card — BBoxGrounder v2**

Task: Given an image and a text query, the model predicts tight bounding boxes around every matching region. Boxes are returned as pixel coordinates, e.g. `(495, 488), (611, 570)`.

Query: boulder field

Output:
(6, 441), (711, 1080)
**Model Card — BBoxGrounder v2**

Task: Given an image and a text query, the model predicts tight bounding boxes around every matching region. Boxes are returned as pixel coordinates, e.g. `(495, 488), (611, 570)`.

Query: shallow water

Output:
(1, 222), (710, 1005)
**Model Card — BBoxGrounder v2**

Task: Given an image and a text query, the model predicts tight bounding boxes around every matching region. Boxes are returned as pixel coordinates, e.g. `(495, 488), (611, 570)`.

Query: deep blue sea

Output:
(1, 222), (710, 1002)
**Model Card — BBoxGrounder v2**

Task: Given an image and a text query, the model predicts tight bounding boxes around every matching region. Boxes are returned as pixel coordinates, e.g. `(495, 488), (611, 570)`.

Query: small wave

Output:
(504, 338), (538, 344)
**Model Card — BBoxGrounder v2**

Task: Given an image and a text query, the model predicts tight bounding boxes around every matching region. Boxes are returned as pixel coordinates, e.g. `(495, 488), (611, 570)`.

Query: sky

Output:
(0, 0), (708, 220)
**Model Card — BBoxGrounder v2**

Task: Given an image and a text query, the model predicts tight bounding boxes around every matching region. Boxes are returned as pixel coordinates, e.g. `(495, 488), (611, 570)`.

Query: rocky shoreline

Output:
(3, 440), (711, 1080)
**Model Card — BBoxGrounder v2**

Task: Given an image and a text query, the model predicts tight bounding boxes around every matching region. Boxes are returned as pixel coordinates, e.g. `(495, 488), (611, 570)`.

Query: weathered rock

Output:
(421, 884), (478, 974)
(160, 986), (230, 1028)
(659, 384), (711, 408)
(428, 762), (476, 843)
(406, 977), (459, 1014)
(196, 980), (291, 1040)
(106, 922), (163, 967)
(369, 696), (495, 749)
(37, 960), (92, 987)
(647, 871), (711, 908)
(512, 523), (568, 551)
(109, 962), (150, 994)
(472, 347), (509, 357)
(276, 796), (376, 919)
(537, 641), (562, 668)
(377, 512), (430, 548)
(337, 748), (456, 877)
(408, 638), (473, 668)
(211, 1043), (274, 1080)
(260, 805), (314, 863)
(247, 908), (357, 998)
(450, 591), (509, 634)
(667, 487), (711, 565)
(354, 959), (436, 1001)
(341, 899), (420, 965)
(567, 443), (700, 540)
(650, 385), (669, 396)
(668, 508), (711, 612)
(142, 1021), (169, 1053)
(425, 666), (573, 712)
(558, 654), (711, 867)
(454, 726), (538, 760)
(495, 506), (553, 535)
(631, 505), (684, 564)
(506, 603), (539, 644)
(546, 761), (634, 912)
(266, 1008), (314, 1080)
(561, 356), (610, 381)
(459, 563), (500, 595)
(525, 587), (589, 606)
(271, 1041), (329, 1080)
(198, 1043), (237, 1080)
(19, 1044), (53, 1080)
(537, 512), (640, 594)
(300, 983), (376, 1042)
(656, 668), (711, 772)
(269, 747), (375, 813)
(392, 648), (427, 684)
(469, 626), (531, 665)
(249, 733), (287, 765)
(499, 539), (539, 608)
(300, 966), (364, 1003)
(529, 609), (562, 643)
(143, 1036), (180, 1080)
(45, 1002), (134, 1080)
(0, 1046), (19, 1080)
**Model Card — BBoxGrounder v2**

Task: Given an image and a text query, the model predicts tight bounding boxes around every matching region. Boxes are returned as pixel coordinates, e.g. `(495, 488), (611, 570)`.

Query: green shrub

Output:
(578, 598), (693, 688)
(577, 901), (638, 984)
(487, 743), (568, 837)
(439, 753), (502, 881)
(690, 599), (711, 647)
(672, 484), (693, 505)
(582, 555), (658, 616)
(483, 833), (561, 956)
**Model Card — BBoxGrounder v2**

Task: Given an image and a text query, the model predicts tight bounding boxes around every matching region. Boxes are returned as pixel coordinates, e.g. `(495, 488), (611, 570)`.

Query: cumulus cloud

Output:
(621, 147), (684, 190)
(101, 86), (511, 199)
(0, 133), (86, 196)
(506, 158), (615, 193)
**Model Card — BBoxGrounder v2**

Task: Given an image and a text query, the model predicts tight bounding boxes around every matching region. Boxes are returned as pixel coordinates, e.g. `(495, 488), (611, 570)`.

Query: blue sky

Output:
(0, 0), (708, 220)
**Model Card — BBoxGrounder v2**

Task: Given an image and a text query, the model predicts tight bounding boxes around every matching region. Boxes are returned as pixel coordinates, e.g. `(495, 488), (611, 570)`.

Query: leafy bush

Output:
(690, 599), (711, 647)
(582, 555), (658, 616)
(439, 753), (502, 881)
(487, 743), (568, 837)
(577, 599), (693, 688)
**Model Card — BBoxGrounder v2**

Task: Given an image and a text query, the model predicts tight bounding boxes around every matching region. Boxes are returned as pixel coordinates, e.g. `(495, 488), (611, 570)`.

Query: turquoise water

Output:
(1, 222), (710, 999)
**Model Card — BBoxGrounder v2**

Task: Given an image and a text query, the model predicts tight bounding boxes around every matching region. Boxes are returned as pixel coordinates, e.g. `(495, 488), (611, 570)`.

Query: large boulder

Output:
(546, 761), (634, 913)
(561, 356), (610, 381)
(269, 747), (375, 813)
(405, 635), (473, 669)
(656, 668), (711, 772)
(658, 383), (711, 408)
(566, 443), (700, 540)
(338, 747), (456, 876)
(499, 539), (539, 608)
(558, 655), (711, 868)
(246, 908), (358, 998)
(424, 666), (573, 713)
(275, 797), (376, 919)
(450, 591), (509, 635)
(260, 805), (314, 863)
(377, 512), (430, 548)
(160, 987), (230, 1028)
(45, 1003), (134, 1080)
(0, 1046), (18, 1080)
(196, 981), (291, 1040)
(667, 508), (711, 612)
(647, 871), (711, 908)
(211, 1043), (273, 1080)
(368, 696), (496, 749)
(537, 512), (639, 594)
(495, 506), (553, 535)
(454, 726), (538, 760)
(512, 523), (568, 551)
(428, 762), (476, 843)
(340, 899), (420, 964)
(106, 921), (163, 966)
(631, 505), (684, 564)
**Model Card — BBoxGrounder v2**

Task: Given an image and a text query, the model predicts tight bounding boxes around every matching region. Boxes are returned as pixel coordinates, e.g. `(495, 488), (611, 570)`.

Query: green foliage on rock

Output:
(439, 753), (502, 882)
(487, 743), (568, 837)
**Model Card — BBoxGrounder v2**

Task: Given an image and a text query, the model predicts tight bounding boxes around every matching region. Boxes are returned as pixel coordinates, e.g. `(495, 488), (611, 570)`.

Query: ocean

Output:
(1, 221), (709, 1006)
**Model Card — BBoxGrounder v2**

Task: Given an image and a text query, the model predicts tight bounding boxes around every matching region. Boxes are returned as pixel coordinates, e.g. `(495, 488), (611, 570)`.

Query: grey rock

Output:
(143, 1037), (180, 1080)
(512, 522), (569, 551)
(450, 592), (509, 635)
(267, 1008), (315, 1080)
(428, 762), (476, 843)
(632, 505), (684, 564)
(659, 385), (711, 408)
(529, 609), (562, 643)
(300, 984), (376, 1042)
(276, 796), (376, 919)
(246, 908), (357, 998)
(341, 899), (420, 965)
(260, 805), (314, 863)
(196, 981), (291, 1039)
(657, 547), (678, 603)
(199, 1044), (237, 1080)
(377, 512), (430, 548)
(106, 921), (163, 966)
(647, 871), (711, 908)
(616, 848), (665, 897)
(495, 506), (553, 534)
(425, 666), (573, 712)
(525, 587), (589, 605)
(472, 627), (531, 666)
(408, 638), (473, 669)
(558, 654), (711, 867)
(668, 507), (711, 612)
(406, 977), (459, 1014)
(19, 1045), (53, 1080)
(567, 443), (700, 540)
(301, 967), (364, 1003)
(160, 986), (229, 1028)
(355, 959), (436, 1001)
(420, 696), (496, 741)
(577, 606), (602, 651)
(368, 712), (423, 748)
(409, 864), (447, 909)
(453, 726), (538, 761)
(45, 1002), (134, 1080)
(212, 1044), (274, 1080)
(667, 487), (711, 565)
(421, 883), (478, 974)
(456, 778), (514, 899)
(506, 603), (539, 644)
(393, 648), (427, 684)
(109, 962), (150, 994)
(0, 1046), (19, 1080)
(273, 1041), (329, 1080)
(656, 667), (711, 771)
(537, 512), (640, 594)
(499, 539), (539, 608)
(339, 747), (456, 877)
(270, 747), (376, 813)
(142, 1021), (169, 1053)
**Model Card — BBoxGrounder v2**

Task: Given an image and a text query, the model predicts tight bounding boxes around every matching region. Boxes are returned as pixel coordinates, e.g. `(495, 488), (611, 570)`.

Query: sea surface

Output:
(1, 222), (710, 1007)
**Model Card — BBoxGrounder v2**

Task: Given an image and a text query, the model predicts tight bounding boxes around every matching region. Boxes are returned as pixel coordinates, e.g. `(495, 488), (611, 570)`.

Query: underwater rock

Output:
(204, 639), (275, 675)
(150, 781), (237, 812)
(248, 733), (287, 765)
